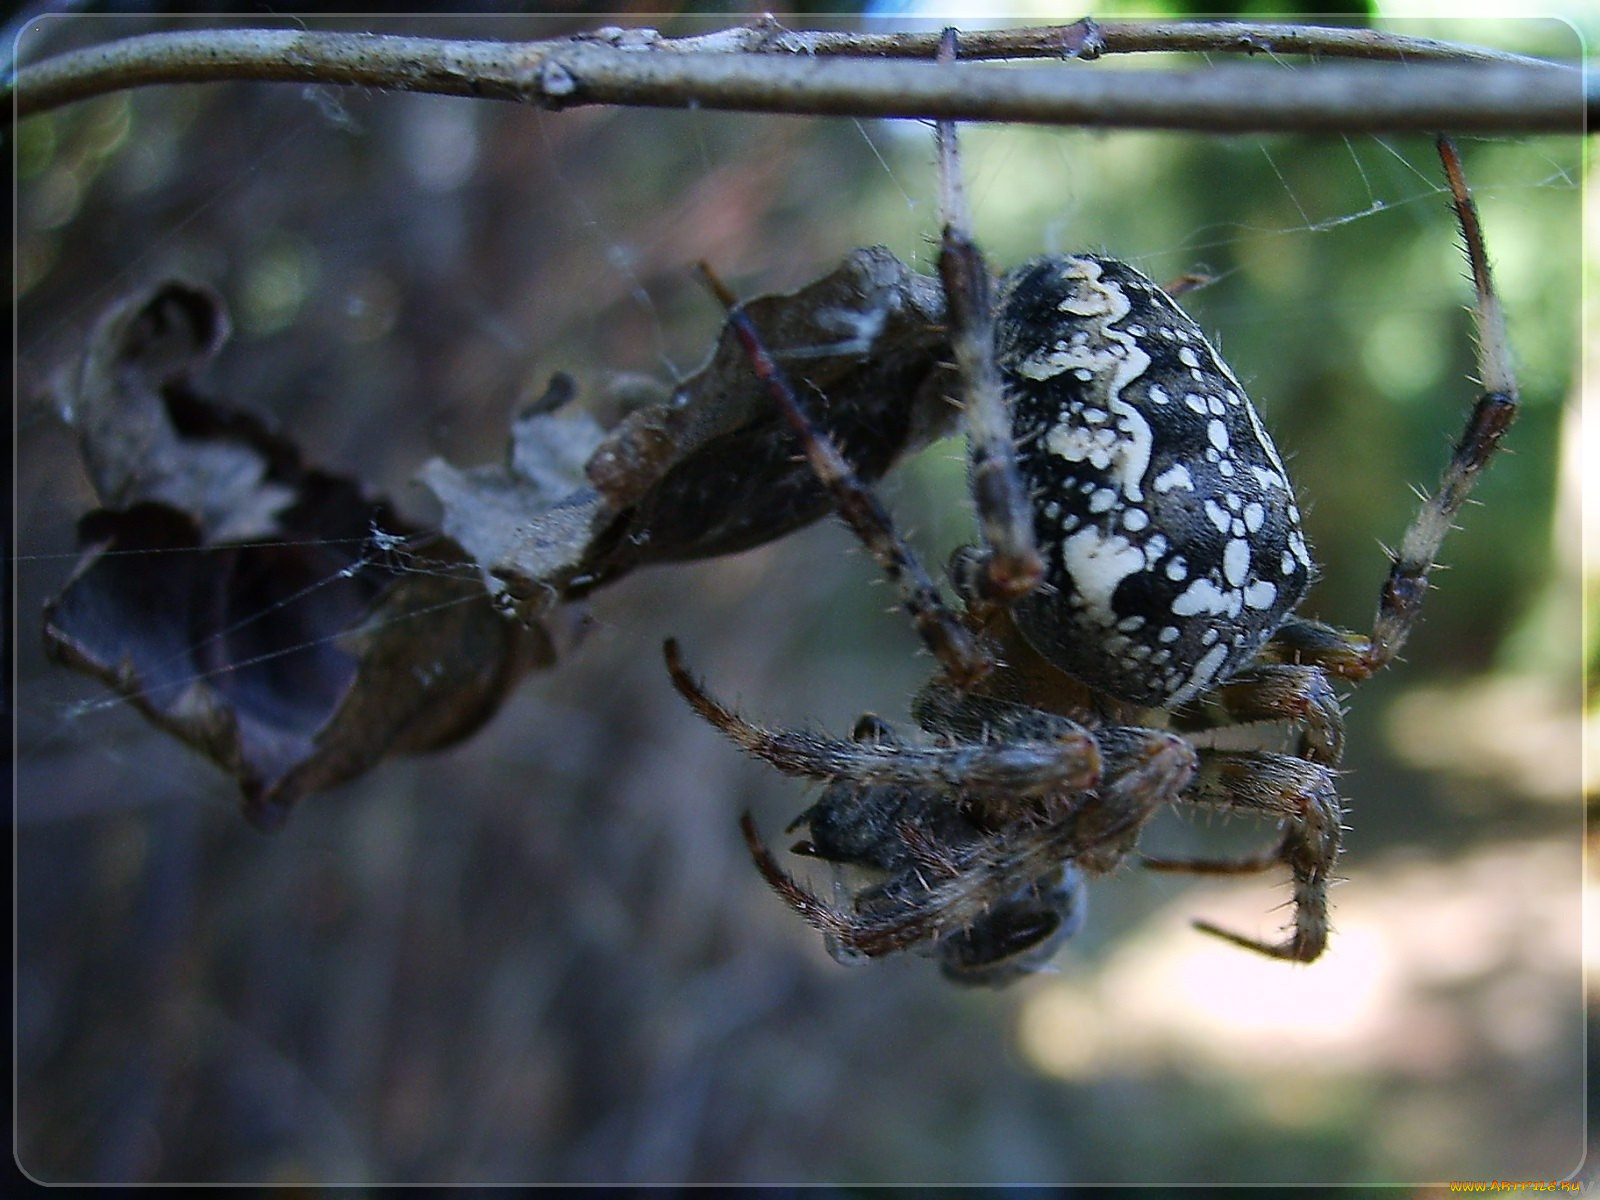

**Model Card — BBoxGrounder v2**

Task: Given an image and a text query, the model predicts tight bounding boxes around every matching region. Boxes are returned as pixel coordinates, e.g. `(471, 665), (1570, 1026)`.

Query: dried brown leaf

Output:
(43, 282), (567, 830)
(423, 245), (957, 614)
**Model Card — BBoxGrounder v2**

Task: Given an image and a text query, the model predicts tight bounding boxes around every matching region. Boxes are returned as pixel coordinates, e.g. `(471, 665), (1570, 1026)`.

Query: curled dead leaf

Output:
(43, 282), (570, 830)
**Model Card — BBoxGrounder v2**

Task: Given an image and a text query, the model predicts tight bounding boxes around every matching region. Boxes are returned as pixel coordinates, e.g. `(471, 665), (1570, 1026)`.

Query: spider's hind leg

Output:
(1188, 661), (1346, 764)
(697, 263), (990, 689)
(934, 26), (1044, 612)
(662, 638), (1101, 798)
(1279, 138), (1517, 686)
(1145, 749), (1343, 963)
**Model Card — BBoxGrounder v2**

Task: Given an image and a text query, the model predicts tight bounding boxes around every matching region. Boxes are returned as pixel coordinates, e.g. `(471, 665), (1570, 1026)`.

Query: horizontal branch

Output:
(769, 19), (1561, 66)
(9, 20), (1587, 134)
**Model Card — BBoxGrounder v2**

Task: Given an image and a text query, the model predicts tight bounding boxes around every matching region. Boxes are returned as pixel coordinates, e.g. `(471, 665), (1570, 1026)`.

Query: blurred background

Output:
(13, 9), (1586, 1187)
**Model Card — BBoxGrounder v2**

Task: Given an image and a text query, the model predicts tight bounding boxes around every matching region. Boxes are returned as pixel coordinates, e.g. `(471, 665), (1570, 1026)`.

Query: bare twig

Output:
(9, 20), (1586, 133)
(763, 19), (1559, 66)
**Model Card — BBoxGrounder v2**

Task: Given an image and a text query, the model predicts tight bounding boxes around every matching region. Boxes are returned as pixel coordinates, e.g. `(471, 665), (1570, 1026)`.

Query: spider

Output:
(664, 30), (1517, 984)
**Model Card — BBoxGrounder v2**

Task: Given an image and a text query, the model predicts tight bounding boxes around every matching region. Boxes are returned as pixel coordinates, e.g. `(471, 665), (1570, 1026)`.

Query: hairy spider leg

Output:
(1191, 662), (1346, 764)
(664, 638), (1101, 799)
(1143, 662), (1346, 959)
(696, 264), (990, 689)
(741, 724), (1197, 960)
(1264, 135), (1518, 683)
(935, 27), (1045, 608)
(1145, 750), (1343, 962)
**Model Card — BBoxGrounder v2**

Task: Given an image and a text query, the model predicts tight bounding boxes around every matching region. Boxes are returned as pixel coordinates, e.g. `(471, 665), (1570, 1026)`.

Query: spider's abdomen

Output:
(997, 255), (1313, 708)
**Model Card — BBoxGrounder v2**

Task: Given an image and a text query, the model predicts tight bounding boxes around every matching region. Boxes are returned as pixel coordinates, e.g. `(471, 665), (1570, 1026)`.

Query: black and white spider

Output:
(664, 30), (1517, 984)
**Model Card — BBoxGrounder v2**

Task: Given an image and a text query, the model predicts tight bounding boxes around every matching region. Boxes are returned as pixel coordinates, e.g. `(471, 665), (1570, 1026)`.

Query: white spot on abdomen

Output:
(1061, 528), (1147, 624)
(1153, 464), (1193, 494)
(1244, 580), (1278, 609)
(1171, 578), (1230, 617)
(1223, 538), (1250, 587)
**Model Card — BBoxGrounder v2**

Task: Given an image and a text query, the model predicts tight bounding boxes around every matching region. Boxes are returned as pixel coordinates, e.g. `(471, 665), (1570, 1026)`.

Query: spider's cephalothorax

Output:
(664, 30), (1516, 985)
